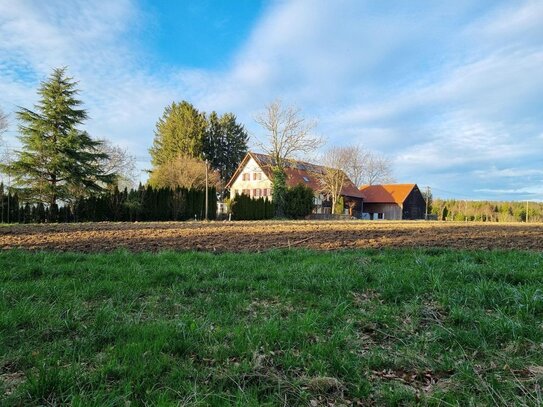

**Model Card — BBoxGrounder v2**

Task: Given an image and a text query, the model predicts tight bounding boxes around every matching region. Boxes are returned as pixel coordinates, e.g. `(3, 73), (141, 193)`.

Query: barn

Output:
(359, 184), (426, 220)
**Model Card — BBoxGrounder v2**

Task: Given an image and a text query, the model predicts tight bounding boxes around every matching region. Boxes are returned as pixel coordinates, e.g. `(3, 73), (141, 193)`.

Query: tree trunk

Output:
(50, 173), (57, 208)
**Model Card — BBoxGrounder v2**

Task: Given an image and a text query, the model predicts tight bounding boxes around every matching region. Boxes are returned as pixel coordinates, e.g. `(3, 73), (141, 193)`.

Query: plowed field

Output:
(1, 221), (542, 252)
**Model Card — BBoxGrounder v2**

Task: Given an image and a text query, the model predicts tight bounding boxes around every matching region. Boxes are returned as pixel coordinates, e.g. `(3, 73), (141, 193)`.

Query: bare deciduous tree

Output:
(340, 145), (367, 187)
(95, 139), (138, 189)
(148, 155), (220, 190)
(318, 145), (395, 214)
(318, 147), (352, 214)
(255, 100), (321, 169)
(340, 145), (395, 186)
(345, 198), (358, 217)
(360, 151), (395, 185)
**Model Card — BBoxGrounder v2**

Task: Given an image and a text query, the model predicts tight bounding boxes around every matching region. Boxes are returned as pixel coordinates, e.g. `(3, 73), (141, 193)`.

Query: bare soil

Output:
(1, 221), (542, 252)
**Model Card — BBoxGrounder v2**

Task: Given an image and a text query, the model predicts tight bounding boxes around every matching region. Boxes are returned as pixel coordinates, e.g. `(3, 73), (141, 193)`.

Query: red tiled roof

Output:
(359, 184), (417, 204)
(226, 152), (364, 199)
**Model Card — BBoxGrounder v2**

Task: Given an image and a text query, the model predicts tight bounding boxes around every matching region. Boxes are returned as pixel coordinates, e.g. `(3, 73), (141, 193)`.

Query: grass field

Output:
(1, 248), (543, 405)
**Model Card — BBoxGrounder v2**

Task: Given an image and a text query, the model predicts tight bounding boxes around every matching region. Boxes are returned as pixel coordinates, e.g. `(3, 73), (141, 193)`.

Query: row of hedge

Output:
(230, 184), (314, 220)
(0, 185), (217, 223)
(230, 195), (275, 220)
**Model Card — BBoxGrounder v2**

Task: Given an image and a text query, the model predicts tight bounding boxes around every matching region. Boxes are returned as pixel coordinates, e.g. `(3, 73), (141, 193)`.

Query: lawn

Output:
(1, 248), (542, 405)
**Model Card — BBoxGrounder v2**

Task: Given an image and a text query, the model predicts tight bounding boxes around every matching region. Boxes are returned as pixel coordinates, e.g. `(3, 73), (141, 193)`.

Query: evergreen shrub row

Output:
(231, 183), (314, 220)
(0, 185), (217, 223)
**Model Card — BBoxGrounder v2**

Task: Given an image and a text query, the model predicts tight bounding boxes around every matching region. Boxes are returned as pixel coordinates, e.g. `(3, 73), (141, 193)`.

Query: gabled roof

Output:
(226, 152), (364, 199)
(359, 184), (418, 204)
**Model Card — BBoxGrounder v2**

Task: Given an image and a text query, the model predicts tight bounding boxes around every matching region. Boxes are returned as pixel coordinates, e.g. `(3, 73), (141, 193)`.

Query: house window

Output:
(242, 189), (250, 195)
(242, 173), (250, 181)
(253, 172), (262, 180)
(303, 176), (310, 182)
(262, 189), (268, 197)
(254, 188), (261, 197)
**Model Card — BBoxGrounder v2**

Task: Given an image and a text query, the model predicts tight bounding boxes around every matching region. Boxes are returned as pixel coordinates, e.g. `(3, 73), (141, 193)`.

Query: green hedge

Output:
(231, 183), (314, 220)
(231, 194), (274, 220)
(0, 184), (217, 223)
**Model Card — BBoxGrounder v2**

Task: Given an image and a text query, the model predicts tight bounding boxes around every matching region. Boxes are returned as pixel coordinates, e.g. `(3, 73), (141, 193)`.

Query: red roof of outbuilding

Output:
(359, 184), (418, 204)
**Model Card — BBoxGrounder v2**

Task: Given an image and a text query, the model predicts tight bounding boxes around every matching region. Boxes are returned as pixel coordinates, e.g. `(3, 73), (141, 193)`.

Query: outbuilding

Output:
(359, 184), (426, 220)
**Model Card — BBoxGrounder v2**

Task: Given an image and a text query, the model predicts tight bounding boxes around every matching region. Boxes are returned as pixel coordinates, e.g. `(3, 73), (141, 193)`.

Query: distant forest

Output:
(431, 199), (543, 222)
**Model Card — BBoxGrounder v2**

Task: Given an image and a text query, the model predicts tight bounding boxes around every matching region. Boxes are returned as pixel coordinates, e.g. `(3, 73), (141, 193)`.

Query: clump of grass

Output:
(1, 248), (542, 405)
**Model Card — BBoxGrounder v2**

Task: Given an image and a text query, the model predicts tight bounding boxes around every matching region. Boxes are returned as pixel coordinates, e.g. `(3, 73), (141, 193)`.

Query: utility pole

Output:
(6, 171), (10, 224)
(0, 179), (3, 224)
(205, 159), (209, 221)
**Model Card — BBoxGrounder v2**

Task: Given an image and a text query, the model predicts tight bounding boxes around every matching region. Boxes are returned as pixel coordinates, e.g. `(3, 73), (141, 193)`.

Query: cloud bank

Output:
(0, 0), (542, 200)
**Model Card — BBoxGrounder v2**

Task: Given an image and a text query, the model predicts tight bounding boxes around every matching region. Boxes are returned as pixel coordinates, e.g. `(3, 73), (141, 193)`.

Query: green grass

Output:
(1, 248), (542, 406)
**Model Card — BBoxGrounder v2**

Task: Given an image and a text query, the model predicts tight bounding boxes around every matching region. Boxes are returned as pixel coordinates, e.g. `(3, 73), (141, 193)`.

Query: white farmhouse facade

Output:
(228, 156), (273, 200)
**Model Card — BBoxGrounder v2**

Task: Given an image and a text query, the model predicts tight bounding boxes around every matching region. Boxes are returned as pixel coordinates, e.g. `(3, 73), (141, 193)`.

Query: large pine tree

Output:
(3, 67), (113, 208)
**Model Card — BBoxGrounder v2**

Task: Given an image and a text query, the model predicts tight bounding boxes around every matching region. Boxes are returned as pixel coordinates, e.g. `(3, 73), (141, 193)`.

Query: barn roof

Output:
(226, 152), (364, 199)
(359, 184), (418, 204)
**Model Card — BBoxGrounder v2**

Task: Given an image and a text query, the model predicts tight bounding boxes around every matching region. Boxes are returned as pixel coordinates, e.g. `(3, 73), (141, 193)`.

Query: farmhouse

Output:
(359, 184), (426, 220)
(226, 152), (364, 216)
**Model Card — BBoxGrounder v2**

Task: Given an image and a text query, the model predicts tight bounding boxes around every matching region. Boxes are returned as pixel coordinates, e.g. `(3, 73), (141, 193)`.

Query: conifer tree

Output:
(204, 112), (248, 182)
(150, 101), (207, 166)
(2, 67), (113, 208)
(150, 103), (248, 186)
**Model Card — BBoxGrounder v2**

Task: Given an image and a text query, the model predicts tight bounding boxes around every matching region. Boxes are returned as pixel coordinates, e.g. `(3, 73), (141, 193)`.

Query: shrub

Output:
(284, 183), (314, 219)
(231, 194), (274, 220)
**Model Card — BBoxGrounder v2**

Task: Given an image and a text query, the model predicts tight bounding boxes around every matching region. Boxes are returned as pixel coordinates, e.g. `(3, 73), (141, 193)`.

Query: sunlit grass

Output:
(1, 248), (542, 405)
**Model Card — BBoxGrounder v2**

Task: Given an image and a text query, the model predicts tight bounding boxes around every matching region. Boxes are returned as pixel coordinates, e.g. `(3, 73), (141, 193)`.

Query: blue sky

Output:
(0, 0), (542, 200)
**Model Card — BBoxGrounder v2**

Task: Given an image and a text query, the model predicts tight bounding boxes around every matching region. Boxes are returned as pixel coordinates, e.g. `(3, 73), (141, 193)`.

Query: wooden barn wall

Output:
(363, 203), (402, 220)
(402, 186), (426, 220)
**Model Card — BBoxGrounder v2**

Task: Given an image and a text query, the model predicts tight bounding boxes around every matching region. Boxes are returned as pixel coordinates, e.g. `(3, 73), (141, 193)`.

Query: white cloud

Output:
(475, 187), (543, 199)
(472, 167), (543, 179)
(0, 0), (542, 200)
(0, 0), (172, 166)
(465, 0), (543, 45)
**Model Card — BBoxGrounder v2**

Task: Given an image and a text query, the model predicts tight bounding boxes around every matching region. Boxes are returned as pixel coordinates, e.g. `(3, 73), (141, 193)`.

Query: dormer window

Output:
(303, 176), (310, 182)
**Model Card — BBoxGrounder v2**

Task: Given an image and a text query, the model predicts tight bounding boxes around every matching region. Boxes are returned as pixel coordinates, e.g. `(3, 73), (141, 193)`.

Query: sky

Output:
(0, 0), (542, 201)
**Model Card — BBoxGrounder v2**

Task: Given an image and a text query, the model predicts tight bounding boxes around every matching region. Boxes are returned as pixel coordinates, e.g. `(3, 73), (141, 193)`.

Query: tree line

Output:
(431, 199), (543, 222)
